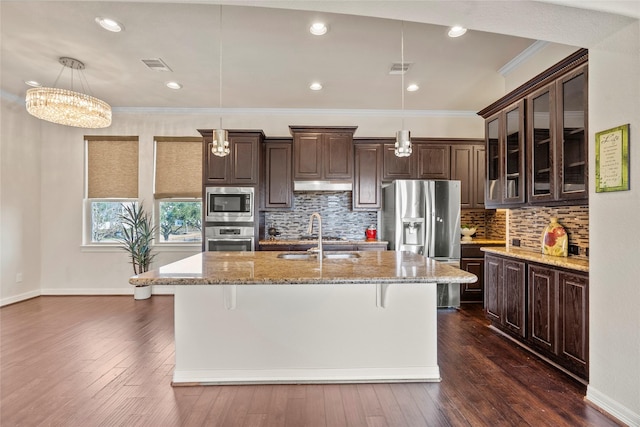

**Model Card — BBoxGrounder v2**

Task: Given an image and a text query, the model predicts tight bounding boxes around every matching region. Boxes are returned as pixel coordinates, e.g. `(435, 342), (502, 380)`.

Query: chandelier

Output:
(211, 5), (230, 157)
(394, 22), (412, 157)
(25, 57), (112, 129)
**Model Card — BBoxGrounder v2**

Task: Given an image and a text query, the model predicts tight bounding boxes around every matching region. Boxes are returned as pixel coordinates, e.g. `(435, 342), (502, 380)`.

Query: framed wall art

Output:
(595, 124), (630, 193)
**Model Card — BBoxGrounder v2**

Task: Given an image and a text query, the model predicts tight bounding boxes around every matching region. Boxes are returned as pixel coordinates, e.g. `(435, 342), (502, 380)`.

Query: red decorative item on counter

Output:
(542, 217), (568, 257)
(365, 225), (377, 240)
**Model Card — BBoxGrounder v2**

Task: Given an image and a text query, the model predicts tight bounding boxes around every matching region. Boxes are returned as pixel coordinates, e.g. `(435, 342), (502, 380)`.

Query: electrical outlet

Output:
(16, 273), (23, 283)
(568, 245), (580, 255)
(512, 239), (521, 247)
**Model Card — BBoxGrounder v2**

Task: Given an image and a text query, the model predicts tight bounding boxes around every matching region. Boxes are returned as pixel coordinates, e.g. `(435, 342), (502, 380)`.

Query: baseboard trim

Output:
(586, 385), (640, 427)
(0, 290), (41, 307)
(39, 286), (175, 296)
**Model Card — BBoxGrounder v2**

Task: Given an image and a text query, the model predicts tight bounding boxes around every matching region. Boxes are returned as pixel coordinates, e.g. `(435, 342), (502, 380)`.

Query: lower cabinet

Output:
(485, 253), (589, 380)
(460, 243), (504, 304)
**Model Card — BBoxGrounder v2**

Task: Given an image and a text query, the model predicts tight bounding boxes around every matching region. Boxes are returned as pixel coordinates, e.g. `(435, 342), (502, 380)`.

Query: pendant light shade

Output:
(211, 5), (230, 157)
(395, 130), (412, 157)
(211, 129), (230, 157)
(25, 57), (111, 128)
(394, 22), (412, 157)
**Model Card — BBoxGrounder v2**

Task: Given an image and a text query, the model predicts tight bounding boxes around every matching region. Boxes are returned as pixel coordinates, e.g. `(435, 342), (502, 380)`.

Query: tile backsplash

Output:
(264, 192), (377, 240)
(461, 209), (506, 240)
(508, 206), (589, 258)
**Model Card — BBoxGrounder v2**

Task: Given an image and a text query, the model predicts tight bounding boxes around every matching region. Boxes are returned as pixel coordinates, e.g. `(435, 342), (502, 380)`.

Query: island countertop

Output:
(130, 251), (478, 286)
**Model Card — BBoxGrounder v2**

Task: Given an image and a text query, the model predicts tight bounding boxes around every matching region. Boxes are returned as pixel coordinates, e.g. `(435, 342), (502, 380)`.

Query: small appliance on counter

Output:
(267, 224), (281, 240)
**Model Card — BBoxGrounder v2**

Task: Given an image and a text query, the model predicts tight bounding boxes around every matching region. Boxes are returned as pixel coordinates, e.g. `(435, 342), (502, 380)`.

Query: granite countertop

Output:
(259, 239), (388, 245)
(130, 251), (477, 286)
(461, 238), (506, 245)
(481, 247), (589, 272)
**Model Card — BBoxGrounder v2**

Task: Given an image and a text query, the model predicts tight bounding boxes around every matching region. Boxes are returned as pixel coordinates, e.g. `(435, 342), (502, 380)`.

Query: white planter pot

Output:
(134, 285), (152, 300)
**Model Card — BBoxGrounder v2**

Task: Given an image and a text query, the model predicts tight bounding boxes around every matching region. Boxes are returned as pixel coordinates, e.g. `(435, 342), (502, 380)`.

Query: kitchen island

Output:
(130, 251), (477, 385)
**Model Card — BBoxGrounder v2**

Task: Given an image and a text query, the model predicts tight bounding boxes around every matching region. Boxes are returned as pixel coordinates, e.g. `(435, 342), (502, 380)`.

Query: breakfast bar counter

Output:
(131, 251), (477, 385)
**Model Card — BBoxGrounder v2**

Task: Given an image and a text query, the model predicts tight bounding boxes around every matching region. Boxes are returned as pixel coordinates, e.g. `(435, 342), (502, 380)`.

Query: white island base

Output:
(173, 282), (440, 385)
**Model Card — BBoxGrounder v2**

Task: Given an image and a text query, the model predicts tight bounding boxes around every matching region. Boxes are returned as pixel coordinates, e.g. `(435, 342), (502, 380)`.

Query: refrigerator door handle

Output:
(425, 181), (435, 258)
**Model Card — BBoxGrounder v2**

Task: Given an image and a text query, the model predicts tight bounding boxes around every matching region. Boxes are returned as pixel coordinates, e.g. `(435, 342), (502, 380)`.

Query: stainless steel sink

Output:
(277, 253), (316, 260)
(276, 252), (360, 260)
(323, 253), (360, 259)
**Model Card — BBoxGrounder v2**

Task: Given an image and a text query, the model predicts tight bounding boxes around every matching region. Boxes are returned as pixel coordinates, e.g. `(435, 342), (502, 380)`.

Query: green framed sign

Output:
(595, 124), (630, 193)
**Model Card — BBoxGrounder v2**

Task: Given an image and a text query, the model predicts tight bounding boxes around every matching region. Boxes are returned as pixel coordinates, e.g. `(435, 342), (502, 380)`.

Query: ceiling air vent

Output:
(141, 58), (173, 72)
(389, 62), (411, 75)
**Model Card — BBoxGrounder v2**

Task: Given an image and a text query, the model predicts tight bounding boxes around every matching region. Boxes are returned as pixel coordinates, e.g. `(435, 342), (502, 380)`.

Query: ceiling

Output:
(1, 1), (637, 114)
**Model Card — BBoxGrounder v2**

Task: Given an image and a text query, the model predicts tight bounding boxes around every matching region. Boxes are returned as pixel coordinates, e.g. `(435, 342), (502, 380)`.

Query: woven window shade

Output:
(87, 137), (139, 199)
(154, 137), (202, 199)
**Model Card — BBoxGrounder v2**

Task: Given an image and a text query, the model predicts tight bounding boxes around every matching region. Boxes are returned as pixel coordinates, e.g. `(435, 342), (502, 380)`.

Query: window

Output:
(85, 136), (139, 245)
(154, 137), (202, 244)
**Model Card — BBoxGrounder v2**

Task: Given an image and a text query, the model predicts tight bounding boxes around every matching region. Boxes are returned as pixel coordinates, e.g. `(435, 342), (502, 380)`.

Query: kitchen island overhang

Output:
(130, 251), (477, 385)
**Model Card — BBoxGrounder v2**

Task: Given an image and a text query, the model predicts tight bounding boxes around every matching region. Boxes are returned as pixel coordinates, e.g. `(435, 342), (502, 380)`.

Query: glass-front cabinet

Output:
(484, 100), (525, 208)
(558, 66), (588, 200)
(526, 64), (588, 204)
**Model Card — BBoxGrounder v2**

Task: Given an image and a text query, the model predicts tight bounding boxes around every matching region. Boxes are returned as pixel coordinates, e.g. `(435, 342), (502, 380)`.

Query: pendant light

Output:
(25, 57), (112, 128)
(395, 21), (412, 157)
(211, 5), (230, 157)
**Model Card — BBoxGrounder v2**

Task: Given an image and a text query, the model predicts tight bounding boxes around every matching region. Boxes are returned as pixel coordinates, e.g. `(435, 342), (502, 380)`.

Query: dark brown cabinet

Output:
(527, 64), (588, 204)
(290, 126), (357, 181)
(353, 143), (383, 211)
(451, 144), (485, 209)
(416, 144), (450, 179)
(480, 49), (588, 207)
(460, 243), (502, 304)
(382, 143), (414, 180)
(200, 129), (263, 185)
(484, 254), (526, 338)
(484, 100), (526, 208)
(486, 253), (589, 380)
(263, 140), (292, 210)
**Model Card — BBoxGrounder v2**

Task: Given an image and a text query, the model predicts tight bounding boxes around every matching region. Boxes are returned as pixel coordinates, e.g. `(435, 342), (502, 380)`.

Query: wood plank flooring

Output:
(0, 296), (621, 426)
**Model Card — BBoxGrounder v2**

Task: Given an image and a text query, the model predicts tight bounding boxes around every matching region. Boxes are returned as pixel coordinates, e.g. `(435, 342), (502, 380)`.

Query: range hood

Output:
(293, 180), (353, 192)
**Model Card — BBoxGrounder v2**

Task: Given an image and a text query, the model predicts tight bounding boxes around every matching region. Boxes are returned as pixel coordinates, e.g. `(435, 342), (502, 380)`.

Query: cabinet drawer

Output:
(461, 246), (484, 258)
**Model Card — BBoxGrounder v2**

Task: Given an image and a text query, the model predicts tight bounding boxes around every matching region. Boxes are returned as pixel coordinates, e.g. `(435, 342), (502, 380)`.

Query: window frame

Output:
(82, 198), (139, 248)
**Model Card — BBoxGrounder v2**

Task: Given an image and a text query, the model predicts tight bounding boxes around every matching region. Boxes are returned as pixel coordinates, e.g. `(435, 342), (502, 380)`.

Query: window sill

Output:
(81, 244), (201, 253)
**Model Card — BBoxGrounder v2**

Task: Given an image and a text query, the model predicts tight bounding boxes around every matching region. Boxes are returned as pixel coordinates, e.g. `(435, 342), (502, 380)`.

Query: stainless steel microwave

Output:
(205, 187), (254, 222)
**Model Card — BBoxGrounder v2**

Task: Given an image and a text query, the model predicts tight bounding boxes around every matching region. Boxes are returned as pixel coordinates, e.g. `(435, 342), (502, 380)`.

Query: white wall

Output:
(586, 20), (640, 426)
(0, 98), (42, 305)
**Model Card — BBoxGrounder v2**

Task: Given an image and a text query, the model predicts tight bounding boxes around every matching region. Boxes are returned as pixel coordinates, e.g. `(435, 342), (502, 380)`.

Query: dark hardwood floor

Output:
(0, 296), (620, 426)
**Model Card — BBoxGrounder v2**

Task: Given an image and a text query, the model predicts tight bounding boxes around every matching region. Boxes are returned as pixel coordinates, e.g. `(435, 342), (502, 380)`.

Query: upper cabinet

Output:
(527, 64), (588, 204)
(451, 144), (486, 209)
(484, 100), (526, 208)
(199, 129), (264, 186)
(262, 139), (293, 210)
(353, 142), (383, 211)
(479, 49), (588, 208)
(290, 126), (357, 181)
(415, 144), (451, 179)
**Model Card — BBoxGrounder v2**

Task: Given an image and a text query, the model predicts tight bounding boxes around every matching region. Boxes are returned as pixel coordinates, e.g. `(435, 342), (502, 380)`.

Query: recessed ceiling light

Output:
(25, 80), (42, 87)
(309, 82), (323, 91)
(95, 17), (124, 33)
(406, 84), (420, 92)
(448, 26), (467, 38)
(310, 22), (328, 36)
(166, 81), (182, 90)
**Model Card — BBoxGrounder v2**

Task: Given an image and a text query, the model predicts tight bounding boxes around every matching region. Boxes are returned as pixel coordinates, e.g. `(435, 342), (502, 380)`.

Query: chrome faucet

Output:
(307, 212), (323, 258)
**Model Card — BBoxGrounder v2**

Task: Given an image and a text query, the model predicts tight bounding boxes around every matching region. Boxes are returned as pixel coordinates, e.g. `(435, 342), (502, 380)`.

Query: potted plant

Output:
(118, 203), (156, 299)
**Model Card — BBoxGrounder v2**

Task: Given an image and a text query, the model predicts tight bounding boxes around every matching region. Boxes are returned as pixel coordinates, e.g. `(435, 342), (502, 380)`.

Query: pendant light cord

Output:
(219, 5), (223, 130)
(401, 21), (405, 130)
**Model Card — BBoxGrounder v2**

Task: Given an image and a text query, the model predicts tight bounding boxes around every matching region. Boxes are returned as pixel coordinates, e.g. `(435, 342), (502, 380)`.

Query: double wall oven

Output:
(205, 187), (255, 252)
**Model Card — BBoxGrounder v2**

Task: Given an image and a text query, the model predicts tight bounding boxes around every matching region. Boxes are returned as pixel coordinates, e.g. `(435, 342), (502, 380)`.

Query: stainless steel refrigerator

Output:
(380, 180), (462, 307)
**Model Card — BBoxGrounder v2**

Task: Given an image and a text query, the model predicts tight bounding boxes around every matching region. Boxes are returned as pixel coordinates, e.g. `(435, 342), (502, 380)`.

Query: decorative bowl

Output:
(461, 227), (476, 242)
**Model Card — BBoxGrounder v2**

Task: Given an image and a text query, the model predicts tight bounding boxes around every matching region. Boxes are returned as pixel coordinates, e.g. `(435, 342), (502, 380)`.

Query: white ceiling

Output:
(1, 1), (637, 114)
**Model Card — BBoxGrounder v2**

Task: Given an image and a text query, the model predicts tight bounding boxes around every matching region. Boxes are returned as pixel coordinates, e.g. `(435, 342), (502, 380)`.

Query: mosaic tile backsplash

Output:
(461, 209), (506, 240)
(264, 192), (378, 240)
(508, 206), (589, 259)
